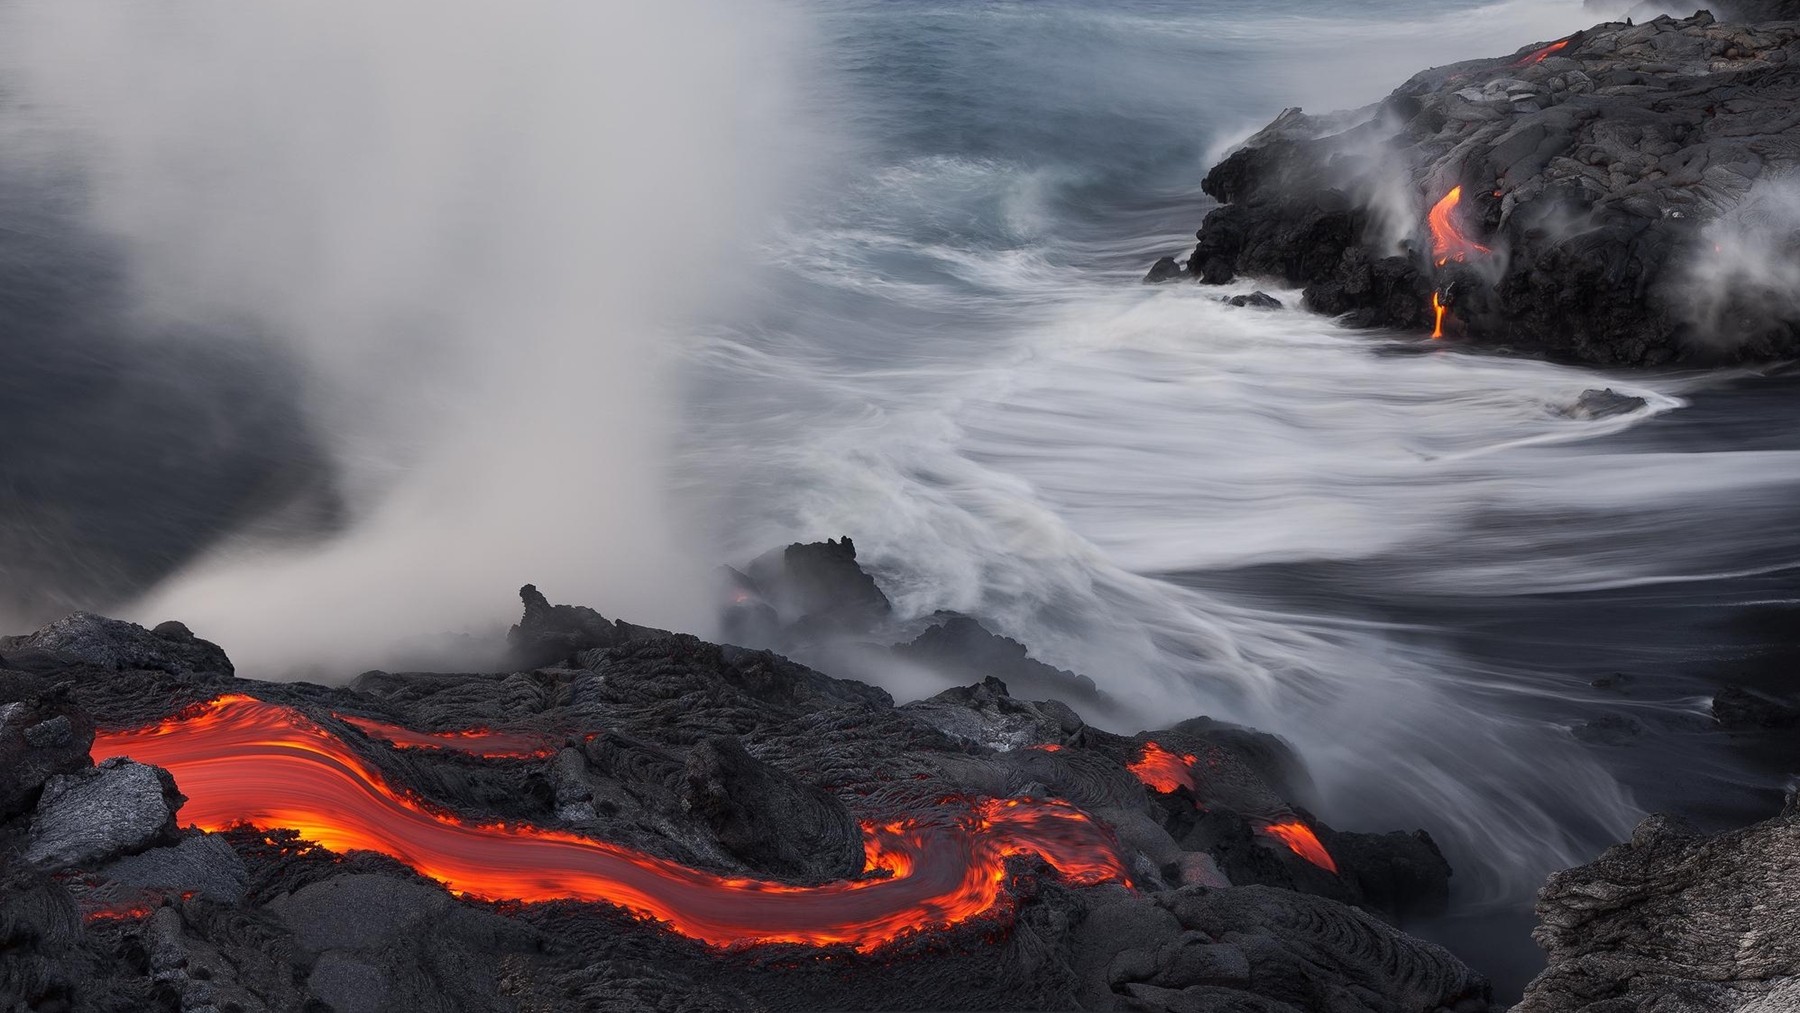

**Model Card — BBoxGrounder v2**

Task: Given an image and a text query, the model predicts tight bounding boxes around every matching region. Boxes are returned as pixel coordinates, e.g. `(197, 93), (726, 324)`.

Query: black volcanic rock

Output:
(1165, 13), (1800, 365)
(1, 611), (234, 677)
(0, 685), (94, 818)
(1562, 387), (1648, 419)
(1226, 291), (1283, 309)
(1517, 798), (1800, 1011)
(1144, 255), (1186, 283)
(742, 536), (894, 638)
(684, 735), (865, 881)
(24, 757), (184, 870)
(506, 583), (671, 668)
(4, 599), (1495, 1012)
(896, 613), (1105, 707)
(1712, 683), (1800, 729)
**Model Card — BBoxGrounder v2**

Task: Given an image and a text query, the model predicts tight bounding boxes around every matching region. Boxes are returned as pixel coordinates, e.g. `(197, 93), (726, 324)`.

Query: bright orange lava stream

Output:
(1127, 742), (1336, 875)
(1428, 186), (1490, 268)
(1431, 291), (1447, 339)
(91, 696), (1129, 950)
(1512, 38), (1569, 67)
(336, 713), (559, 759)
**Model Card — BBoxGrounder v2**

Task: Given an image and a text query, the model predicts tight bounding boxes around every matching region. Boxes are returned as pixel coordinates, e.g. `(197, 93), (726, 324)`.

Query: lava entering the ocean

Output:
(1431, 291), (1447, 339)
(91, 696), (1129, 950)
(1127, 741), (1336, 874)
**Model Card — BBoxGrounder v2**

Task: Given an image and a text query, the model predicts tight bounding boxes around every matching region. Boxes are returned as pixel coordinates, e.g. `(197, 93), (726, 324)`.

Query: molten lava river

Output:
(91, 695), (1129, 950)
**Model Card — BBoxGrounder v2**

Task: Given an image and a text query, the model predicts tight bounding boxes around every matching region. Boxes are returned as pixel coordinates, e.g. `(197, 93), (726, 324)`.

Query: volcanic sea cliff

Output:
(1148, 4), (1800, 365)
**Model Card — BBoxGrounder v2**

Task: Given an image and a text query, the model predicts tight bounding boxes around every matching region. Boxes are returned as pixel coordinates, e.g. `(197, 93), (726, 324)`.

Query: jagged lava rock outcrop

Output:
(1516, 795), (1800, 1012)
(1162, 11), (1800, 365)
(0, 584), (1483, 1012)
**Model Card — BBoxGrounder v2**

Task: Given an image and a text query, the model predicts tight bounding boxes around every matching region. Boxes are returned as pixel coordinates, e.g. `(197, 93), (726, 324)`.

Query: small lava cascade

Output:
(1512, 38), (1570, 67)
(1261, 821), (1339, 875)
(1427, 186), (1490, 268)
(336, 712), (561, 759)
(1128, 741), (1337, 875)
(1425, 186), (1492, 339)
(89, 695), (1129, 950)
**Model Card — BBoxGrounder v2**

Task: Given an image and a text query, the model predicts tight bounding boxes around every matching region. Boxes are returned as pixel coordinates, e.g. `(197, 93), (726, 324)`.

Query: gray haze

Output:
(1, 0), (808, 674)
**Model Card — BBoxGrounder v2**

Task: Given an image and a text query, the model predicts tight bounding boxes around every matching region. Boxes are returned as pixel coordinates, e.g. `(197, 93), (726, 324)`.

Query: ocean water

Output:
(677, 0), (1800, 991)
(4, 0), (1799, 996)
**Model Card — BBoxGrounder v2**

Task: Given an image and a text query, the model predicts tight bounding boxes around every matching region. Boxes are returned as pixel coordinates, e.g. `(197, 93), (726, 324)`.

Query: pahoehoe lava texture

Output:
(2, 564), (1489, 1012)
(1155, 8), (1800, 365)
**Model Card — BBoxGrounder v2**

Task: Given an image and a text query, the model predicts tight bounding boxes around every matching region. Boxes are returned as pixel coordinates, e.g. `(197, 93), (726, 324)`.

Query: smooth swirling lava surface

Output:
(90, 695), (1129, 949)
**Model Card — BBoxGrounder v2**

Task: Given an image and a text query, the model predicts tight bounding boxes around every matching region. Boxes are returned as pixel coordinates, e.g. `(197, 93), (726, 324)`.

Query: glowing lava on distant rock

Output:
(1428, 186), (1490, 268)
(1512, 38), (1570, 67)
(1127, 741), (1199, 794)
(336, 713), (560, 759)
(1127, 741), (1337, 875)
(1261, 821), (1340, 875)
(91, 695), (1129, 950)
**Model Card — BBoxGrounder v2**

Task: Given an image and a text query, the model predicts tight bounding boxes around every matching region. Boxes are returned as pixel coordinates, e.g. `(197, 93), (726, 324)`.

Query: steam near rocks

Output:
(0, 0), (809, 674)
(1157, 10), (1800, 364)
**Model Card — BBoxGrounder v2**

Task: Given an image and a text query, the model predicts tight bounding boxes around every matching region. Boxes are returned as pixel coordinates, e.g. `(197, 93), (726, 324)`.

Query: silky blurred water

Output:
(676, 0), (1800, 991)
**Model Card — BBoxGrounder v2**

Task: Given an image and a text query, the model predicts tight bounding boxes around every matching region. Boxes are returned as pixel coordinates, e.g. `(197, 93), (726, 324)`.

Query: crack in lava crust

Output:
(90, 695), (1130, 950)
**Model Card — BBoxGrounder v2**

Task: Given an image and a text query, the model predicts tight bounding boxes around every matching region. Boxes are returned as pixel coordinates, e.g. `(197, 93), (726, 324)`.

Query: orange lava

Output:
(337, 713), (560, 759)
(1428, 186), (1490, 267)
(1128, 741), (1336, 874)
(1431, 291), (1447, 339)
(1512, 38), (1569, 66)
(1260, 821), (1338, 874)
(1127, 741), (1198, 794)
(91, 696), (1129, 950)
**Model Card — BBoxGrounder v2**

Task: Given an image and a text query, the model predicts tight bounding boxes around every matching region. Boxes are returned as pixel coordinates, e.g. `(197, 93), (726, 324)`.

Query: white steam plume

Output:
(1, 0), (807, 675)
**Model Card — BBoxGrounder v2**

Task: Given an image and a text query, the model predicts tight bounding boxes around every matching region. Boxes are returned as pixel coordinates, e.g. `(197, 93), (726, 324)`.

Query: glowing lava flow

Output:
(91, 696), (1128, 950)
(1431, 291), (1447, 339)
(336, 713), (560, 759)
(1126, 741), (1198, 794)
(1128, 742), (1337, 875)
(1261, 822), (1339, 875)
(1512, 38), (1569, 67)
(1427, 186), (1489, 267)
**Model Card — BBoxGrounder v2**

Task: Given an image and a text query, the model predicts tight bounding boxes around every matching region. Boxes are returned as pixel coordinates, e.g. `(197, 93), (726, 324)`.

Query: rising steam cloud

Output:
(1, 0), (806, 674)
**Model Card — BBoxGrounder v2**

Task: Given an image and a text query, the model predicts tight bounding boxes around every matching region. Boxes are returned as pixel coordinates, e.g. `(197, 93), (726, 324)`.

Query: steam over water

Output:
(6, 0), (1800, 991)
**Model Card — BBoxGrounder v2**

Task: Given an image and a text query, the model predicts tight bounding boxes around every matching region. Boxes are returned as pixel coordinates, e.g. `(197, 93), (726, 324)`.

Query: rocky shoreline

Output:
(1149, 5), (1800, 366)
(0, 540), (1791, 1011)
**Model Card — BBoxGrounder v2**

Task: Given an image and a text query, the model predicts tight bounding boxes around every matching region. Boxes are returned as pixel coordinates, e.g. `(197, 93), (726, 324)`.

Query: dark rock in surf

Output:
(895, 613), (1105, 706)
(742, 536), (893, 638)
(1562, 388), (1648, 419)
(1712, 683), (1800, 729)
(1226, 291), (1284, 309)
(1518, 797), (1800, 1012)
(1158, 13), (1800, 365)
(1144, 256), (1187, 283)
